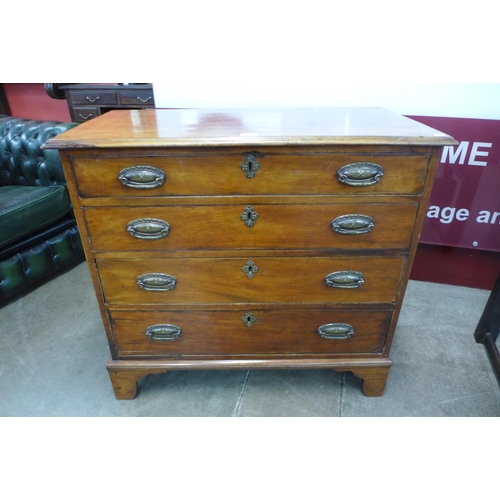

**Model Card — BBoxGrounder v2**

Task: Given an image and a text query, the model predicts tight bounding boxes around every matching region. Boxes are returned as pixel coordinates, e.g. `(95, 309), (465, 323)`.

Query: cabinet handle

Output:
(337, 162), (384, 186)
(331, 214), (375, 235)
(146, 324), (182, 340)
(78, 113), (93, 120)
(127, 218), (170, 240)
(325, 271), (365, 289)
(318, 323), (354, 339)
(137, 273), (177, 291)
(118, 165), (166, 189)
(85, 96), (100, 102)
(241, 154), (260, 178)
(136, 96), (152, 103)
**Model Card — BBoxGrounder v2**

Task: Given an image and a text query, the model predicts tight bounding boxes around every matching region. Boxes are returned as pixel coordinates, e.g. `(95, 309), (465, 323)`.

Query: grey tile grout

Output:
(231, 370), (250, 417)
(339, 372), (345, 417)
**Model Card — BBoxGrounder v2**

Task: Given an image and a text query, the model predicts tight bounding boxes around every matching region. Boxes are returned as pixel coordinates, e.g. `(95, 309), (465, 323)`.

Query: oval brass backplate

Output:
(127, 218), (170, 240)
(331, 214), (375, 235)
(337, 162), (384, 187)
(118, 165), (166, 189)
(318, 323), (354, 339)
(137, 273), (177, 291)
(146, 324), (182, 340)
(325, 271), (365, 289)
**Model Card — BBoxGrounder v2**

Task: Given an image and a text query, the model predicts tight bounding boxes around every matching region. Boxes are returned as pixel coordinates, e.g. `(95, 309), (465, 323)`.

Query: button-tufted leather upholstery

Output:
(0, 115), (84, 302)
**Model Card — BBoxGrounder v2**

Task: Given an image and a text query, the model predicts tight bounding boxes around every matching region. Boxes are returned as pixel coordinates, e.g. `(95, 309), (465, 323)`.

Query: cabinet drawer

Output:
(96, 256), (405, 306)
(70, 91), (118, 105)
(71, 107), (99, 122)
(83, 203), (418, 252)
(110, 308), (392, 356)
(118, 90), (155, 106)
(70, 153), (429, 197)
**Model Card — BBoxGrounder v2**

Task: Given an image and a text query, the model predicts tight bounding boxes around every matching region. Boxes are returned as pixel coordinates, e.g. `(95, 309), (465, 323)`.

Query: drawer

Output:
(70, 91), (118, 105)
(83, 203), (418, 252)
(71, 107), (99, 122)
(96, 256), (405, 306)
(70, 153), (429, 197)
(118, 89), (155, 106)
(110, 308), (392, 356)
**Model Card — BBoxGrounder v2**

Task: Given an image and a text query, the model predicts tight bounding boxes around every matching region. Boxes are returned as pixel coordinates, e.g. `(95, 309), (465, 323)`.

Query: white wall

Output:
(153, 83), (500, 120)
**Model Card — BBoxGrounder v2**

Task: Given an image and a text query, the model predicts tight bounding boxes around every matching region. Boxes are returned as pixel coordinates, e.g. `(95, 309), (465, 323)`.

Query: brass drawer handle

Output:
(146, 324), (182, 340)
(325, 271), (365, 289)
(241, 206), (258, 227)
(137, 273), (177, 291)
(118, 165), (166, 189)
(331, 214), (375, 235)
(241, 154), (260, 178)
(337, 162), (384, 186)
(318, 323), (354, 339)
(136, 96), (152, 103)
(127, 218), (170, 240)
(78, 113), (94, 120)
(85, 96), (100, 102)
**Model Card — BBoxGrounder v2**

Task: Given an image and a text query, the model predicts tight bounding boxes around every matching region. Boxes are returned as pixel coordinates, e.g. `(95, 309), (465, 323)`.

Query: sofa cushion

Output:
(0, 185), (70, 248)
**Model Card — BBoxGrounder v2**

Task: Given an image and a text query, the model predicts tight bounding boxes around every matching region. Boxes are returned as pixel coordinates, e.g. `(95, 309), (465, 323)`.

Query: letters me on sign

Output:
(408, 116), (500, 252)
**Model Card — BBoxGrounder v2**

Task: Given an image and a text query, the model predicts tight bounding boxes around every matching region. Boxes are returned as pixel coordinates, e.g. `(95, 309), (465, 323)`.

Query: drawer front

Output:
(118, 90), (155, 106)
(71, 107), (99, 122)
(70, 91), (118, 105)
(110, 308), (392, 356)
(96, 256), (405, 305)
(71, 153), (429, 197)
(84, 203), (418, 252)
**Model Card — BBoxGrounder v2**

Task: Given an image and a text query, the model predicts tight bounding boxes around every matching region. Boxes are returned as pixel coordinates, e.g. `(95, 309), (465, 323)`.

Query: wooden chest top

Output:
(44, 107), (455, 149)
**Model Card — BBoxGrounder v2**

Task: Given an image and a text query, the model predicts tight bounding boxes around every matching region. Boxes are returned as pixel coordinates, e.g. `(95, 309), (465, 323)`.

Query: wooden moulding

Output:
(106, 357), (393, 400)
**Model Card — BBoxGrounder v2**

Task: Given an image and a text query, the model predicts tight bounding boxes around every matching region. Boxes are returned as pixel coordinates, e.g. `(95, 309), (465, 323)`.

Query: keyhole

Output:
(243, 260), (258, 278)
(241, 155), (260, 178)
(242, 311), (258, 327)
(241, 206), (258, 227)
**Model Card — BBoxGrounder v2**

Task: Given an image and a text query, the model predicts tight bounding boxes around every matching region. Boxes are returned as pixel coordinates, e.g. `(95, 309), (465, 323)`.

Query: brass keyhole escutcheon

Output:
(242, 312), (258, 327)
(241, 154), (260, 178)
(241, 206), (258, 227)
(242, 260), (258, 278)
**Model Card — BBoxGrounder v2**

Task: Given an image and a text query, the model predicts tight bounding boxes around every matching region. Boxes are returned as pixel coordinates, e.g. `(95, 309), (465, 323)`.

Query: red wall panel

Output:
(3, 83), (71, 122)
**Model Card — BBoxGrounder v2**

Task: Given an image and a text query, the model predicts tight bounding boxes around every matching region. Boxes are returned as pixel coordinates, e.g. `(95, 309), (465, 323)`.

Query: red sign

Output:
(407, 115), (500, 252)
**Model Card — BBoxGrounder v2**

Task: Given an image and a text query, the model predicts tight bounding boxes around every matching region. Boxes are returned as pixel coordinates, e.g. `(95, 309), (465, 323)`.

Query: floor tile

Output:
(237, 369), (342, 417)
(341, 280), (500, 417)
(2, 264), (499, 417)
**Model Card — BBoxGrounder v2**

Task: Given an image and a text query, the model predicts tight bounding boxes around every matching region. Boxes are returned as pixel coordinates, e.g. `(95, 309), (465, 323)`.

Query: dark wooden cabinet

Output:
(61, 84), (155, 123)
(45, 108), (456, 400)
(0, 84), (10, 115)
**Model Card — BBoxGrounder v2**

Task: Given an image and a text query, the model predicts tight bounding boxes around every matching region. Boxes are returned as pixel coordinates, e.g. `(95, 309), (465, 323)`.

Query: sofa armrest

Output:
(0, 116), (77, 187)
(38, 123), (78, 186)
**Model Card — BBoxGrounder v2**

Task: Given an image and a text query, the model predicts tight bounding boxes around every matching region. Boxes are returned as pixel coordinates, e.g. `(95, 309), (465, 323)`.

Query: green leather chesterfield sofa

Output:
(0, 115), (84, 303)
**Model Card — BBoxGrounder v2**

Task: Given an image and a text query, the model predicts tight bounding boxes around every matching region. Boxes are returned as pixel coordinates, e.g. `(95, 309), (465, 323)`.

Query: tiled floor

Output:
(1, 261), (499, 416)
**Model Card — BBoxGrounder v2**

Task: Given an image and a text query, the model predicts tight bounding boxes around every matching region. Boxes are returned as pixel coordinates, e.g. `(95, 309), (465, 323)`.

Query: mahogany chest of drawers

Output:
(45, 108), (455, 399)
